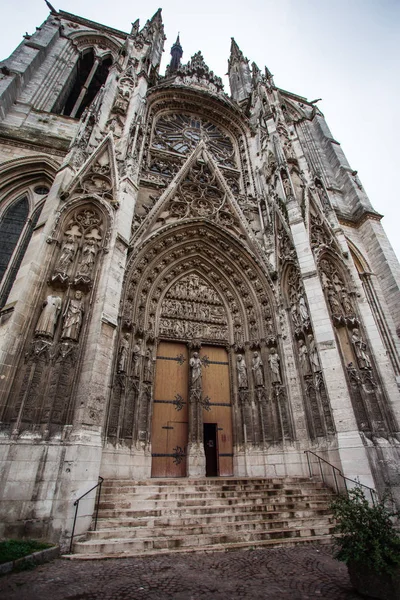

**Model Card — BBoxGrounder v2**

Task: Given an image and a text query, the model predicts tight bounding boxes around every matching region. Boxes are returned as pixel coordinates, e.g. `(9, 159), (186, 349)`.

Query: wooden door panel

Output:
(151, 342), (188, 478)
(200, 346), (233, 476)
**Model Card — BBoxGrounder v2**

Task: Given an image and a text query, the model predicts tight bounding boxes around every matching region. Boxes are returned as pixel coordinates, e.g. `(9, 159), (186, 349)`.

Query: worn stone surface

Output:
(0, 545), (362, 600)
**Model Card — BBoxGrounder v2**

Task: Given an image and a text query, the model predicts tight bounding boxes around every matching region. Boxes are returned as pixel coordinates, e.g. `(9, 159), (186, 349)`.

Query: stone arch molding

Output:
(124, 221), (277, 349)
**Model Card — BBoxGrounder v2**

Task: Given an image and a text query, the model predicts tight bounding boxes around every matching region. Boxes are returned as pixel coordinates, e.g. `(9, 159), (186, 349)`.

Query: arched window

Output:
(53, 50), (112, 119)
(0, 189), (47, 309)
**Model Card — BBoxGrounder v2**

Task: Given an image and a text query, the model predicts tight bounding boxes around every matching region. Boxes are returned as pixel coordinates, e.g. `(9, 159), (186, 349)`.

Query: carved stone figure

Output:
(237, 354), (248, 389)
(298, 339), (311, 376)
(132, 340), (142, 378)
(327, 288), (343, 318)
(282, 177), (292, 198)
(299, 295), (310, 325)
(308, 334), (321, 373)
(252, 351), (264, 387)
(77, 238), (98, 277)
(35, 294), (62, 338)
(190, 352), (202, 392)
(61, 291), (84, 341)
(352, 328), (371, 370)
(54, 235), (76, 276)
(117, 333), (130, 373)
(143, 349), (154, 383)
(268, 348), (282, 384)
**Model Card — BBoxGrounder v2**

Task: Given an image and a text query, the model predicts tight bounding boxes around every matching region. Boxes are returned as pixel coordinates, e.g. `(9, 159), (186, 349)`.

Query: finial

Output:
(44, 0), (57, 13)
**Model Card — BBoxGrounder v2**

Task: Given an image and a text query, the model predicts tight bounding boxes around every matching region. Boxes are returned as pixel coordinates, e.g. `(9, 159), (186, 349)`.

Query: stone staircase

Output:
(70, 477), (335, 558)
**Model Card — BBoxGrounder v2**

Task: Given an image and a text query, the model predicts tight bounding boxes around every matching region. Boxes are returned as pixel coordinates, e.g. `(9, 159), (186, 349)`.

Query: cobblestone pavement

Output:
(0, 544), (362, 600)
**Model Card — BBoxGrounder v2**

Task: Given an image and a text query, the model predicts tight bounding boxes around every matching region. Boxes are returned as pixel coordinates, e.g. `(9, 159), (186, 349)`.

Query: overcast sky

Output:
(1, 0), (399, 259)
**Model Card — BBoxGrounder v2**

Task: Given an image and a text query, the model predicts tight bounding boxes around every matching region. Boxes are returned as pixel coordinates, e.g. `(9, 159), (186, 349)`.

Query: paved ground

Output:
(0, 544), (362, 600)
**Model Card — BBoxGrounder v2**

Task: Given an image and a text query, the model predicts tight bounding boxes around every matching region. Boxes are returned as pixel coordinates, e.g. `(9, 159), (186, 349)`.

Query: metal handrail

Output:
(69, 476), (104, 553)
(304, 450), (378, 505)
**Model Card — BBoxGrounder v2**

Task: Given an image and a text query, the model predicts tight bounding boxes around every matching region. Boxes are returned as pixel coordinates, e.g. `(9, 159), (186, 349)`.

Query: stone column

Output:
(287, 197), (375, 488)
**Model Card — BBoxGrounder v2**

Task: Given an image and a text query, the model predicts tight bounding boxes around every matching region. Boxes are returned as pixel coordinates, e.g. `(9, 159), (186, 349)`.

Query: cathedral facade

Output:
(1, 7), (400, 544)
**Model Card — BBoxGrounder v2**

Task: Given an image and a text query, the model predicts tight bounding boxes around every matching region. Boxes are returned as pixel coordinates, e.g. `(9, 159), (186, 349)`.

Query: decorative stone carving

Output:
(298, 339), (311, 376)
(236, 354), (248, 389)
(61, 291), (85, 341)
(268, 348), (281, 384)
(159, 273), (228, 342)
(35, 295), (62, 338)
(308, 334), (321, 373)
(132, 339), (142, 378)
(352, 328), (372, 370)
(189, 352), (202, 400)
(117, 333), (130, 373)
(143, 349), (154, 383)
(53, 235), (77, 281)
(75, 238), (98, 282)
(252, 351), (264, 387)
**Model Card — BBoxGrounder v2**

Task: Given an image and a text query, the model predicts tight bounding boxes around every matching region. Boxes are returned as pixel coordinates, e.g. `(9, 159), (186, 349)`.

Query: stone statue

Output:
(132, 340), (142, 378)
(252, 351), (264, 387)
(327, 288), (343, 318)
(61, 290), (84, 341)
(237, 354), (248, 389)
(78, 239), (98, 277)
(299, 295), (310, 325)
(352, 328), (371, 369)
(268, 348), (282, 384)
(54, 235), (76, 276)
(190, 352), (202, 392)
(35, 294), (62, 338)
(308, 334), (321, 373)
(298, 339), (311, 376)
(117, 333), (130, 373)
(143, 349), (154, 383)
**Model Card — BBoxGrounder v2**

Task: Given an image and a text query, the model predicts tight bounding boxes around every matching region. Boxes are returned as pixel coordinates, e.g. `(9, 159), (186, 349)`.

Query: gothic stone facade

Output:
(0, 8), (400, 545)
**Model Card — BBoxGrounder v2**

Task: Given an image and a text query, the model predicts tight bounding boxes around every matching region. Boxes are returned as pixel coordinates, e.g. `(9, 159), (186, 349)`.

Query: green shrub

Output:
(331, 487), (400, 575)
(0, 539), (52, 564)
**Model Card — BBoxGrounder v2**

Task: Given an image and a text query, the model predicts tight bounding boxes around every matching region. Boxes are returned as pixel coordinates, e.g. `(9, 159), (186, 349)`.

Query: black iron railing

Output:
(69, 476), (104, 553)
(304, 450), (378, 505)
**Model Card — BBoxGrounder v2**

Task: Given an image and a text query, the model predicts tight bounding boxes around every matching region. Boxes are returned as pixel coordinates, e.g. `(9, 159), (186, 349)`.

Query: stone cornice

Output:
(338, 210), (383, 229)
(59, 11), (128, 40)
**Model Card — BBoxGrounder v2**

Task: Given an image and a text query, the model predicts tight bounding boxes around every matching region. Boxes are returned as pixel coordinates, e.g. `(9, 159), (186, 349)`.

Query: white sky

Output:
(1, 0), (399, 259)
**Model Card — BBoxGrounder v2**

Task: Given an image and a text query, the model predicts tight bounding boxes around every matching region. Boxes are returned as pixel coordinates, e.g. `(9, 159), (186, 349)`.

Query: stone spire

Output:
(228, 38), (252, 103)
(169, 34), (183, 74)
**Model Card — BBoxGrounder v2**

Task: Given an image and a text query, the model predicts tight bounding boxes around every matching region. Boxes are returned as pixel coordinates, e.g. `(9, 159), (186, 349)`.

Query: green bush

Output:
(331, 487), (400, 575)
(0, 539), (52, 564)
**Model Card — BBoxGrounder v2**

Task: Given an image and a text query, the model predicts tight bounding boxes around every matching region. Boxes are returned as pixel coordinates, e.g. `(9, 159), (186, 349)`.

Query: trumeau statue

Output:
(190, 352), (202, 392)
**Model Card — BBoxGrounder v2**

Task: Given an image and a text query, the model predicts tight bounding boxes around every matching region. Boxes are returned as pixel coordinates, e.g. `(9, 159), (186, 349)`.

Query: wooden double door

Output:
(151, 341), (233, 477)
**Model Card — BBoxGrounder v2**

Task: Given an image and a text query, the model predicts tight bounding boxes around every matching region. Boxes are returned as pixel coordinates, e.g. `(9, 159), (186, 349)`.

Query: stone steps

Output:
(72, 477), (335, 557)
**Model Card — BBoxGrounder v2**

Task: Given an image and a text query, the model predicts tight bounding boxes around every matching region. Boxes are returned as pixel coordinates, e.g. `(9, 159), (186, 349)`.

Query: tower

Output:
(0, 7), (400, 548)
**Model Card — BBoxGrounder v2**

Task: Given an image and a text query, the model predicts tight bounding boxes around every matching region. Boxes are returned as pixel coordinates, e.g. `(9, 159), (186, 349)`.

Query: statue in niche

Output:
(268, 348), (282, 384)
(299, 295), (310, 325)
(132, 340), (142, 378)
(54, 235), (77, 276)
(282, 176), (292, 198)
(252, 352), (264, 387)
(236, 354), (248, 389)
(308, 334), (321, 373)
(298, 339), (311, 376)
(143, 349), (154, 383)
(190, 352), (202, 393)
(327, 288), (343, 318)
(352, 328), (371, 370)
(77, 238), (98, 278)
(117, 333), (130, 373)
(35, 294), (62, 338)
(341, 288), (354, 316)
(61, 290), (84, 341)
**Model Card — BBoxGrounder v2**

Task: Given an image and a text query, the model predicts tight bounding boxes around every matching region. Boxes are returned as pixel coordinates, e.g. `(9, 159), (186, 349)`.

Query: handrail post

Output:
(332, 467), (339, 494)
(318, 457), (324, 483)
(94, 477), (104, 531)
(69, 499), (80, 553)
(305, 451), (312, 478)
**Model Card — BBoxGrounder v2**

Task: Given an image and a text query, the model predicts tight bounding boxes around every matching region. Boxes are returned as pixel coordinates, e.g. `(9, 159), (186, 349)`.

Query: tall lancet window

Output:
(0, 193), (45, 308)
(54, 49), (112, 119)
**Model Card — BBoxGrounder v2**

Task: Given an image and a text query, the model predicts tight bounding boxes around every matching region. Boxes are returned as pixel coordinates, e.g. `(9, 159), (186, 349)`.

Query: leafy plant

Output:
(330, 487), (400, 575)
(0, 539), (52, 565)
